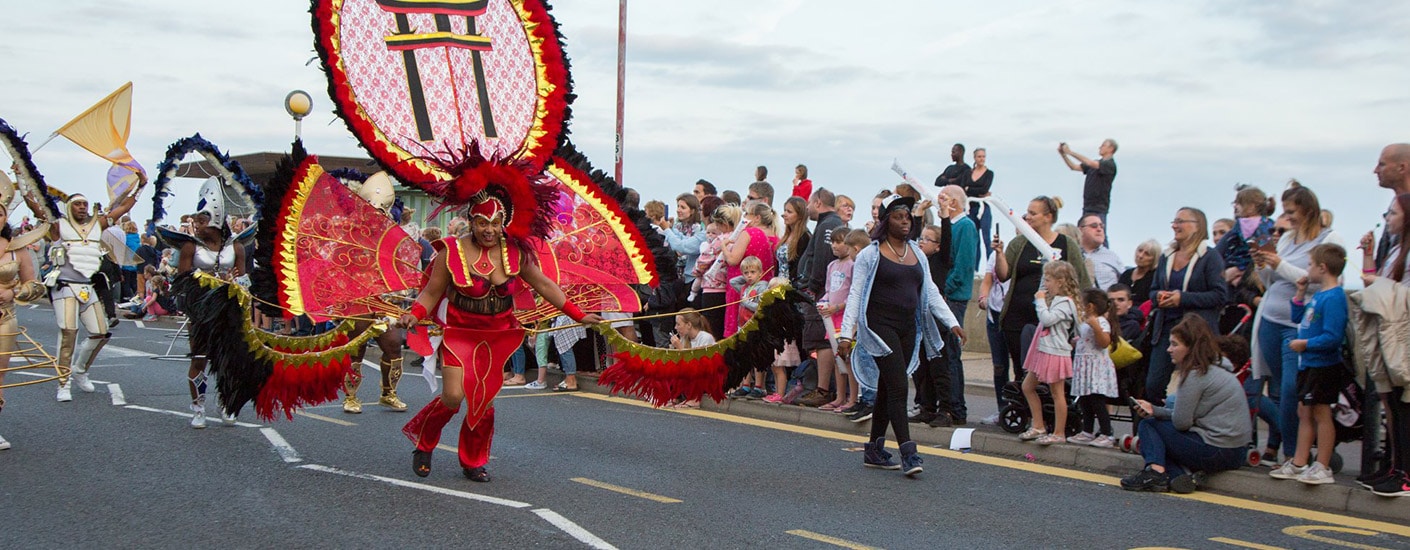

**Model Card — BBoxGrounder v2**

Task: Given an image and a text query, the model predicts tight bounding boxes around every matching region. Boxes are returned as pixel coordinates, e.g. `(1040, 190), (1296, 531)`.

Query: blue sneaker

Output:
(863, 438), (900, 470)
(900, 441), (923, 477)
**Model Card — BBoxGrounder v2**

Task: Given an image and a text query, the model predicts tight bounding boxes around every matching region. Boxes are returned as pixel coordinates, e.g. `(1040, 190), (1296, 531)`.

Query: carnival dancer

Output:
(0, 184), (50, 450)
(399, 189), (602, 482)
(340, 172), (408, 414)
(172, 180), (246, 428)
(44, 190), (138, 402)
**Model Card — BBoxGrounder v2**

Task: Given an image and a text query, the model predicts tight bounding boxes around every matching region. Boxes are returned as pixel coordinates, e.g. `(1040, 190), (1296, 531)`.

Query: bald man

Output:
(1374, 143), (1410, 267)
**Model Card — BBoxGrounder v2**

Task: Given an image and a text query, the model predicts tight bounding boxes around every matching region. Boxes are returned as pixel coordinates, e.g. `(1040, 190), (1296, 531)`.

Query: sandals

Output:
(819, 401), (843, 411)
(1018, 427), (1046, 441)
(463, 466), (491, 482)
(412, 450), (433, 478)
(552, 382), (579, 393)
(1036, 434), (1066, 446)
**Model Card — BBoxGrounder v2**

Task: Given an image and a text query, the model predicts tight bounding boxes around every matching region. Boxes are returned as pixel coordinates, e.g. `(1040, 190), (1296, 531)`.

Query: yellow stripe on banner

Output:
(785, 529), (880, 550)
(572, 393), (1410, 538)
(570, 477), (682, 504)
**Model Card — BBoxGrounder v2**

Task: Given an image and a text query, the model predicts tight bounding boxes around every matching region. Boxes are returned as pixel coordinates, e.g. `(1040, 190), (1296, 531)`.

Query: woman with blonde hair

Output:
(722, 201), (779, 336)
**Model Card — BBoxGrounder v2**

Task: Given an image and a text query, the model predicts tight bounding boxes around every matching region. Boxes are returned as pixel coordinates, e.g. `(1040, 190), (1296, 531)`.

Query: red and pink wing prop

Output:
(274, 157), (425, 320)
(513, 158), (655, 324)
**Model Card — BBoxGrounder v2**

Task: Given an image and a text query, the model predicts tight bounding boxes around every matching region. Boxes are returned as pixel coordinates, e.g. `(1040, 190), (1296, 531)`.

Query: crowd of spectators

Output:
(598, 141), (1410, 496)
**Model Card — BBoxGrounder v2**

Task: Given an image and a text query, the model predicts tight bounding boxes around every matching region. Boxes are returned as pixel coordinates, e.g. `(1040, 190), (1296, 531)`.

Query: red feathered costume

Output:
(402, 235), (529, 472)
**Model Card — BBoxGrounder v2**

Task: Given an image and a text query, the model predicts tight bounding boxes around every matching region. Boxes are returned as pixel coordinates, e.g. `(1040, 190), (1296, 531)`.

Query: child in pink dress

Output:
(1018, 260), (1081, 445)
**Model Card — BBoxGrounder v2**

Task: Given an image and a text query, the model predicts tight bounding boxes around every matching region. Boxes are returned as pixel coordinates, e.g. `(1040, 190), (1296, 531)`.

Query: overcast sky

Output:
(2, 1), (1406, 268)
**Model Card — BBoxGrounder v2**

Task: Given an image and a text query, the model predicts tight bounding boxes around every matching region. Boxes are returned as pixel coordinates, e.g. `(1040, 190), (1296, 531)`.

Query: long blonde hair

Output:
(745, 201), (778, 235)
(1042, 260), (1082, 308)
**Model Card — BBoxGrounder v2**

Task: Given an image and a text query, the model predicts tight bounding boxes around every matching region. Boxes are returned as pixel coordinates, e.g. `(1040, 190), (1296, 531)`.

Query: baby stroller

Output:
(996, 381), (1081, 437)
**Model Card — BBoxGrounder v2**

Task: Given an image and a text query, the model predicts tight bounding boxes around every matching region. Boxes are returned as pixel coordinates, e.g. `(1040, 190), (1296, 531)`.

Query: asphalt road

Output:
(2, 304), (1407, 549)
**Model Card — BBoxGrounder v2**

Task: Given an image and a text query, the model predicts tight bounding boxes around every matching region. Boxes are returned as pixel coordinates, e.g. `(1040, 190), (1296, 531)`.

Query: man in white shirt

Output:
(1079, 213), (1123, 290)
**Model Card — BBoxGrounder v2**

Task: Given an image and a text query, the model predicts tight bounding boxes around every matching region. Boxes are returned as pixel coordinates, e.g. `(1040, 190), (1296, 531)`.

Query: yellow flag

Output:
(55, 82), (136, 165)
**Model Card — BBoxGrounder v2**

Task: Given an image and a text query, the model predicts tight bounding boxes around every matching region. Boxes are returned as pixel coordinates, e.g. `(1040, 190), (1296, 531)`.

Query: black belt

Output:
(447, 290), (513, 315)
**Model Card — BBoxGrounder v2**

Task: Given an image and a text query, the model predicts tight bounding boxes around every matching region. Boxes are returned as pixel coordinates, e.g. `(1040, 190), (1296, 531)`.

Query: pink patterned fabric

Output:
(337, 0), (537, 162)
(290, 173), (425, 319)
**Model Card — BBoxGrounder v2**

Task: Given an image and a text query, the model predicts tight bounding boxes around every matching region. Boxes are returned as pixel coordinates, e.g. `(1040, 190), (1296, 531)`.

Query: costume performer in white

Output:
(46, 190), (137, 402)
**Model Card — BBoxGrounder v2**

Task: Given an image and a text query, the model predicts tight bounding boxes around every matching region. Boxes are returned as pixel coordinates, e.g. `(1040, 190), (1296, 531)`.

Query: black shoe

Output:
(863, 438), (900, 470)
(1120, 467), (1169, 492)
(1371, 470), (1410, 497)
(412, 450), (432, 478)
(838, 402), (864, 415)
(847, 405), (874, 423)
(463, 466), (491, 483)
(927, 413), (954, 428)
(1357, 467), (1394, 489)
(1169, 472), (1204, 494)
(907, 410), (937, 424)
(899, 441), (923, 477)
(951, 416), (967, 426)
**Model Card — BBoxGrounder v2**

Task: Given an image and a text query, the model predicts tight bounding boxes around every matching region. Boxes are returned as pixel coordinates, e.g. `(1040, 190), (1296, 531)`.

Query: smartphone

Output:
(1247, 233), (1276, 254)
(994, 223), (1001, 238)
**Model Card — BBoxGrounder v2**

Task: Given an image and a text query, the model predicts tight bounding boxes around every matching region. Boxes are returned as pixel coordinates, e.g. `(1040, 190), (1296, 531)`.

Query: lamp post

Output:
(284, 90), (313, 140)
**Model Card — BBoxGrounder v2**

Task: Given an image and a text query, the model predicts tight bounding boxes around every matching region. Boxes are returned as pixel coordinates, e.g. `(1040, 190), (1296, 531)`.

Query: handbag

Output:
(1111, 337), (1143, 370)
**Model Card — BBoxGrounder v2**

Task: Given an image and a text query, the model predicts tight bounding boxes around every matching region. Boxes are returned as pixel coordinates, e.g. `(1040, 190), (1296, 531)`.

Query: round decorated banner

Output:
(314, 0), (571, 185)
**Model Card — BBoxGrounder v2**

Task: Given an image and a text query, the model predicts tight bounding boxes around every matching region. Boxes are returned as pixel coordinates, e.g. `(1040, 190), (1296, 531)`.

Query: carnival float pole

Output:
(614, 0), (627, 185)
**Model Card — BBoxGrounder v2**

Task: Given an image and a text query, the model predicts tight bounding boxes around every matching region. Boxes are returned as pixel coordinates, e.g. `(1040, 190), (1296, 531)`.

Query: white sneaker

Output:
(1269, 461), (1307, 480)
(73, 373), (96, 393)
(0, 434), (10, 450)
(524, 380), (547, 390)
(190, 405), (207, 429)
(56, 384), (72, 402)
(1088, 434), (1116, 448)
(1069, 432), (1095, 444)
(980, 413), (1001, 425)
(221, 411), (237, 426)
(1297, 462), (1335, 485)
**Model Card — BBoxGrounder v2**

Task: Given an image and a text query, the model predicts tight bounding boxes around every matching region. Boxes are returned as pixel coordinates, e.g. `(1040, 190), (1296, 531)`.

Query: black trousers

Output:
(913, 353), (952, 416)
(867, 307), (917, 443)
(1390, 386), (1410, 472)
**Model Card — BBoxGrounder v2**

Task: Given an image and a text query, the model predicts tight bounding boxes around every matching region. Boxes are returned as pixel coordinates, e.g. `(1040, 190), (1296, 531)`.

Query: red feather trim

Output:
(598, 353), (729, 407)
(253, 332), (354, 421)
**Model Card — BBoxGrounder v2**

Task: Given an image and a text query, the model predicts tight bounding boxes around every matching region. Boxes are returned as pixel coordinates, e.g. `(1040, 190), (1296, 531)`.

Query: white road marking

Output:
(28, 304), (38, 309)
(297, 464), (533, 509)
(134, 320), (146, 329)
(123, 405), (262, 428)
(102, 345), (152, 358)
(10, 371), (46, 378)
(108, 384), (127, 406)
(260, 428), (302, 463)
(361, 359), (381, 372)
(532, 508), (618, 550)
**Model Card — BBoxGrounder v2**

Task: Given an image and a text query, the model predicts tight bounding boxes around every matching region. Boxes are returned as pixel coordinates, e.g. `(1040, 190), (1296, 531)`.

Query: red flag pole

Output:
(614, 0), (627, 186)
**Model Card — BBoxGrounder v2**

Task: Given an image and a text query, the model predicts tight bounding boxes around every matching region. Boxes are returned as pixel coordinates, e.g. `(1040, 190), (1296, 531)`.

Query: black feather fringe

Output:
(0, 117), (64, 219)
(720, 288), (807, 391)
(172, 273), (273, 416)
(150, 134), (264, 224)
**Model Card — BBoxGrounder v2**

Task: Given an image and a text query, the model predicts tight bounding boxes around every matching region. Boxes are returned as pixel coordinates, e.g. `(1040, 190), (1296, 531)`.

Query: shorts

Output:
(1296, 365), (1348, 406)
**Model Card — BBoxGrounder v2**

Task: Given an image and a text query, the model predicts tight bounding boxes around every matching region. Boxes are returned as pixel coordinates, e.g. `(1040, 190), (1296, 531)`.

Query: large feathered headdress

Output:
(312, 0), (573, 245)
